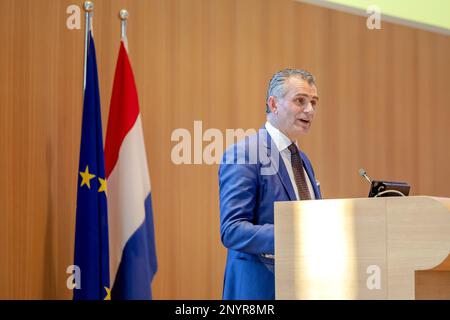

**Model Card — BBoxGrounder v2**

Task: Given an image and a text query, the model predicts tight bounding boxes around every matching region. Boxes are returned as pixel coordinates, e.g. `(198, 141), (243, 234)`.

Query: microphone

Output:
(359, 168), (410, 197)
(359, 168), (372, 184)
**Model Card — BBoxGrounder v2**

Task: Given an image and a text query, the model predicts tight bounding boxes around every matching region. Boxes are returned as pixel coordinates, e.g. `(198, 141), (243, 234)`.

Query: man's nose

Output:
(304, 101), (314, 114)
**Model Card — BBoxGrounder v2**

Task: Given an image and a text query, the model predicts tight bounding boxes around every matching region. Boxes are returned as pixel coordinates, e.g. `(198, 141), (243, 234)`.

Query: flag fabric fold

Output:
(74, 31), (110, 300)
(105, 41), (157, 300)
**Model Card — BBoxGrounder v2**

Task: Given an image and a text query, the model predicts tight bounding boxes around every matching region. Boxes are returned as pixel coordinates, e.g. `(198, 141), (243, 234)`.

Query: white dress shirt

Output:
(265, 121), (316, 200)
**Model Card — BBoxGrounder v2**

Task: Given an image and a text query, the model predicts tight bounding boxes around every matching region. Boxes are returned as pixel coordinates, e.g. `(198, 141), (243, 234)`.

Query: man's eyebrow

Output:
(294, 93), (319, 101)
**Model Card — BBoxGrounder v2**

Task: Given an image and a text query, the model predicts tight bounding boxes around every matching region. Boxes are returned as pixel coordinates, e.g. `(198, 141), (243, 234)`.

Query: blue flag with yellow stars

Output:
(73, 31), (110, 300)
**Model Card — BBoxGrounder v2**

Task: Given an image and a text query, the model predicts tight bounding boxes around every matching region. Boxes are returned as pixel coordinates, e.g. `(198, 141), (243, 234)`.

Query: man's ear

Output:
(268, 96), (277, 114)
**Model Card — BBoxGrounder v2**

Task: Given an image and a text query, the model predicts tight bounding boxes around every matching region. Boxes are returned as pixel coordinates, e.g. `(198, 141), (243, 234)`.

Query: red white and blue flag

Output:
(105, 40), (157, 299)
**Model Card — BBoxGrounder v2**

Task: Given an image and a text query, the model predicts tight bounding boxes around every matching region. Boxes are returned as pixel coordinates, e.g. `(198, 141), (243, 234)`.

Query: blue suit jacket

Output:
(219, 128), (322, 300)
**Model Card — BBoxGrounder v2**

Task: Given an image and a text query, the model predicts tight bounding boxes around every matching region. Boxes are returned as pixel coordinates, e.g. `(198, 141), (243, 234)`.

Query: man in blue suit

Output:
(219, 69), (322, 299)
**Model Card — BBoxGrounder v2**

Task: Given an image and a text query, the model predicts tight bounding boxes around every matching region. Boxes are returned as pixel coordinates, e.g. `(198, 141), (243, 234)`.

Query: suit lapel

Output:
(260, 128), (297, 201)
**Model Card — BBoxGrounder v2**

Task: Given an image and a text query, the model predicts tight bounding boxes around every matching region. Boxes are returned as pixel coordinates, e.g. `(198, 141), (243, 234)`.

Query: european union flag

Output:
(73, 32), (110, 300)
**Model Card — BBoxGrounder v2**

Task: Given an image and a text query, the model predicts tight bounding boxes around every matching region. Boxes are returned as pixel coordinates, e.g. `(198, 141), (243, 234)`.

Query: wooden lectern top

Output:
(274, 196), (450, 299)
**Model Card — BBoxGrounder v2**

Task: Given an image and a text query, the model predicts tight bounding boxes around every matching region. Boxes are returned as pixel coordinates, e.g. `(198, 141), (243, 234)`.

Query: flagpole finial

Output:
(119, 9), (129, 21)
(119, 9), (129, 48)
(84, 1), (94, 13)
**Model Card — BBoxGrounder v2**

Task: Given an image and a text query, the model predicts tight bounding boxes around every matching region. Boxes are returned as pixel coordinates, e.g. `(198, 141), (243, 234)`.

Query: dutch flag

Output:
(104, 39), (157, 300)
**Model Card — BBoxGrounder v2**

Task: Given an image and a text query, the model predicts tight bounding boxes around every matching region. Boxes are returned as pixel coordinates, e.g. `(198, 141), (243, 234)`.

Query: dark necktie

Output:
(288, 143), (311, 200)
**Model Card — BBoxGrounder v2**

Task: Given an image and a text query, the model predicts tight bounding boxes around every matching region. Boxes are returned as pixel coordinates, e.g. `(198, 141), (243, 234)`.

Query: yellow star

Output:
(98, 177), (107, 194)
(104, 286), (111, 300)
(79, 165), (96, 189)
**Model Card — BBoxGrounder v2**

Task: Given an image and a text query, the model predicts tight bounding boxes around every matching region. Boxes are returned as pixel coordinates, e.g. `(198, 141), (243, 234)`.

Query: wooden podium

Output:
(274, 196), (450, 299)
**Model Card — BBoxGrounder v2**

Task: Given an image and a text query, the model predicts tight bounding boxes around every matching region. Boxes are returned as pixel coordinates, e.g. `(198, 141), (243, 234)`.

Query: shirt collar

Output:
(265, 121), (296, 152)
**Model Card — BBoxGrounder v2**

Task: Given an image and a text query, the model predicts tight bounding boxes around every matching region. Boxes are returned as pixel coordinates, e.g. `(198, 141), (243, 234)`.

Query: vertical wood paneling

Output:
(0, 0), (449, 299)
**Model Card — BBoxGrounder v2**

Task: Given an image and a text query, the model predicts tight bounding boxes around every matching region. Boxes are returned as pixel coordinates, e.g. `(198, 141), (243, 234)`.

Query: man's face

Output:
(272, 77), (318, 141)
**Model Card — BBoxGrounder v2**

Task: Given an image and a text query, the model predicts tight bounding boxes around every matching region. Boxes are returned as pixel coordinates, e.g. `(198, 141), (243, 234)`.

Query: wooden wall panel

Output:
(294, 3), (450, 199)
(0, 0), (449, 299)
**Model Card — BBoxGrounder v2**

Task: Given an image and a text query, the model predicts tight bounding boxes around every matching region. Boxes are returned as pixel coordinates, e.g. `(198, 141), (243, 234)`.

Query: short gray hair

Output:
(266, 69), (316, 113)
